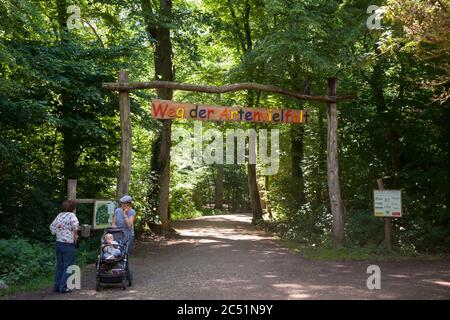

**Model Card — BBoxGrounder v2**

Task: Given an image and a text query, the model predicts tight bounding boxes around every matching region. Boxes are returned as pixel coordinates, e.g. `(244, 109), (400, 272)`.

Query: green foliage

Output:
(0, 236), (99, 288)
(346, 209), (384, 246)
(76, 235), (103, 265)
(170, 181), (199, 220)
(0, 0), (147, 240)
(0, 239), (54, 285)
(268, 203), (331, 245)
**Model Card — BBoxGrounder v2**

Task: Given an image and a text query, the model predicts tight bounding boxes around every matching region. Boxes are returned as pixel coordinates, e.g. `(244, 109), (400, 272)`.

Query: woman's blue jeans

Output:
(54, 242), (76, 292)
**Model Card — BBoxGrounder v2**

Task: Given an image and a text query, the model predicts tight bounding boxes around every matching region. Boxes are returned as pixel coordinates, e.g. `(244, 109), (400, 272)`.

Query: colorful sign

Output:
(373, 190), (402, 217)
(151, 99), (309, 124)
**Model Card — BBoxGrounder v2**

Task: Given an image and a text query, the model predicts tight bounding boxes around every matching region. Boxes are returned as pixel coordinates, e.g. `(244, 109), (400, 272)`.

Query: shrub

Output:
(0, 239), (54, 285)
(273, 203), (331, 245)
(346, 209), (384, 246)
(0, 236), (101, 286)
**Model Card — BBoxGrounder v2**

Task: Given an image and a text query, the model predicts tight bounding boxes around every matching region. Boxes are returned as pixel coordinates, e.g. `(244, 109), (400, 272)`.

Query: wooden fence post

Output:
(327, 77), (345, 248)
(377, 179), (392, 251)
(117, 70), (132, 199)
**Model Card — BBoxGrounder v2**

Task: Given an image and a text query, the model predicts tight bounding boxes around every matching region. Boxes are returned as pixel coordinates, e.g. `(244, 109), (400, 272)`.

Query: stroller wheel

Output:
(96, 281), (102, 292)
(122, 275), (127, 290)
(127, 270), (133, 287)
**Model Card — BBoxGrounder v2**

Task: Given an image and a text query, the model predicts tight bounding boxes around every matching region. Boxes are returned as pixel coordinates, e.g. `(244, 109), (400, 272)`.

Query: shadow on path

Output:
(6, 213), (450, 300)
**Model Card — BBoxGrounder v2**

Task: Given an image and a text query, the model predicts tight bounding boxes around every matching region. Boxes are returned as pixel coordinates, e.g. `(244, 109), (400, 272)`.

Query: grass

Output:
(278, 238), (449, 261)
(0, 274), (54, 299)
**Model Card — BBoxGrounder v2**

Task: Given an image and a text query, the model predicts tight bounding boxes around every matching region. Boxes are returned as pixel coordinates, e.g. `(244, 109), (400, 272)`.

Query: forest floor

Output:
(6, 213), (450, 300)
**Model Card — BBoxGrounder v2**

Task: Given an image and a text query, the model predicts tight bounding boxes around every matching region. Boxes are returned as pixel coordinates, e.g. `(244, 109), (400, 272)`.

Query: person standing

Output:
(50, 200), (79, 293)
(112, 195), (136, 253)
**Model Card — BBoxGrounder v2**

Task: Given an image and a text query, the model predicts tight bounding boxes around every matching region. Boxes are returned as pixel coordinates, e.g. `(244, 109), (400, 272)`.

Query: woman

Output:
(112, 195), (136, 253)
(49, 200), (79, 293)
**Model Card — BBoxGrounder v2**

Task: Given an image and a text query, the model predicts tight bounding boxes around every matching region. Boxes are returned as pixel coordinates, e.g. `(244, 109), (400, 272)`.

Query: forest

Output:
(0, 0), (449, 290)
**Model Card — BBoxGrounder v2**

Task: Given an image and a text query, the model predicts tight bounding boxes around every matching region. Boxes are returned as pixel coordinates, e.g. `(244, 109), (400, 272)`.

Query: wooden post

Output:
(67, 179), (77, 200)
(327, 77), (345, 248)
(377, 179), (392, 251)
(117, 71), (132, 199)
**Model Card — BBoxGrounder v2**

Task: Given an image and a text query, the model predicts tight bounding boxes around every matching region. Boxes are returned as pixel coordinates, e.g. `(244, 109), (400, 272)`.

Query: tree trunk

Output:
(142, 0), (174, 230)
(61, 126), (78, 181)
(327, 78), (345, 248)
(291, 124), (305, 205)
(231, 187), (237, 212)
(246, 104), (263, 222)
(316, 106), (326, 206)
(157, 119), (172, 228)
(265, 175), (272, 219)
(117, 71), (132, 199)
(214, 164), (224, 210)
(290, 79), (310, 206)
(56, 0), (78, 195)
(370, 49), (402, 188)
(56, 0), (68, 37)
(248, 163), (263, 223)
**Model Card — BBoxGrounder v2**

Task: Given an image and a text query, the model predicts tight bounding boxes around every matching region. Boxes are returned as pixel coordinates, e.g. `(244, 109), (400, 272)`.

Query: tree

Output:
(141, 0), (175, 230)
(383, 0), (450, 104)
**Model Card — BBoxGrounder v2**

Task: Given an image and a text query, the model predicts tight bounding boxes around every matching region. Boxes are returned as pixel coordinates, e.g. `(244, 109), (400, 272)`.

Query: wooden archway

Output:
(102, 71), (353, 248)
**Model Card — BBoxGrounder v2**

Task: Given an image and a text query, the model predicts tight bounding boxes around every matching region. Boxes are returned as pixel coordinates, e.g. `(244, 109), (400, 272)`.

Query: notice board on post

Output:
(373, 190), (402, 218)
(92, 200), (116, 229)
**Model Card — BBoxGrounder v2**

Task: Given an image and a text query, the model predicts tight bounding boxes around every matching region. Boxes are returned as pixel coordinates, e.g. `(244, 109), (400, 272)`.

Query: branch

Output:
(83, 18), (105, 48)
(101, 80), (354, 102)
(227, 0), (247, 53)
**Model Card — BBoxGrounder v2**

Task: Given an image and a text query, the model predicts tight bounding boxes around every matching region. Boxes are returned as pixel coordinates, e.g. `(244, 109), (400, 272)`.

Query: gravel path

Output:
(6, 213), (450, 300)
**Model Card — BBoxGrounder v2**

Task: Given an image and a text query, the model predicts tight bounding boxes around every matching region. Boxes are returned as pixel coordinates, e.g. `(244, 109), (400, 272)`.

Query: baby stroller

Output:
(95, 227), (132, 291)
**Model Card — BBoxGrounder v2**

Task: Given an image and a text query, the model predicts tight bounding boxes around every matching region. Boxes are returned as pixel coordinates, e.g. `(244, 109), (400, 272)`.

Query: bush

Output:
(0, 236), (101, 287)
(346, 209), (384, 246)
(76, 234), (103, 265)
(169, 184), (200, 220)
(0, 239), (54, 285)
(272, 203), (332, 244)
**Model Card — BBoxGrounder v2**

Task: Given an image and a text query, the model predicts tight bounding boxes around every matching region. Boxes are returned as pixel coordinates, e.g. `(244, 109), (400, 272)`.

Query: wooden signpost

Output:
(67, 179), (116, 235)
(375, 179), (402, 251)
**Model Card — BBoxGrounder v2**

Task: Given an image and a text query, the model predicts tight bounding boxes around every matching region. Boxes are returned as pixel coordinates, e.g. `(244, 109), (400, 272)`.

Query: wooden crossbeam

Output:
(102, 80), (354, 103)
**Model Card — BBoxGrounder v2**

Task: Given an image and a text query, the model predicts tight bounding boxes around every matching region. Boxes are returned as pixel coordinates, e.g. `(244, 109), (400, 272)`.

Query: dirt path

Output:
(6, 213), (450, 300)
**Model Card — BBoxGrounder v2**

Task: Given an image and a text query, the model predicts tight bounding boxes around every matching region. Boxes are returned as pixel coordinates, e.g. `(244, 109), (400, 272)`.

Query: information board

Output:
(373, 190), (402, 217)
